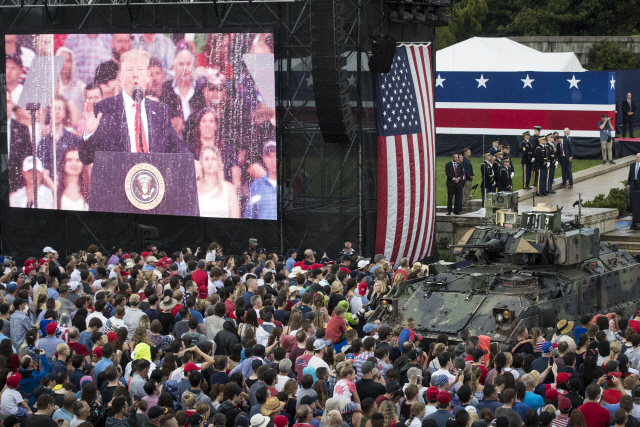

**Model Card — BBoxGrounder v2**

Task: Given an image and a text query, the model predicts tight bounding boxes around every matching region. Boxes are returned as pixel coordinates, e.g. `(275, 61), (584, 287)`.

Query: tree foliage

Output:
(499, 0), (640, 37)
(435, 0), (488, 50)
(583, 181), (630, 215)
(586, 40), (640, 71)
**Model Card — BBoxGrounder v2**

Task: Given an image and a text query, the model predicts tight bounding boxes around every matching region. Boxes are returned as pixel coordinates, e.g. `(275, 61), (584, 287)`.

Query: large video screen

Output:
(5, 33), (276, 220)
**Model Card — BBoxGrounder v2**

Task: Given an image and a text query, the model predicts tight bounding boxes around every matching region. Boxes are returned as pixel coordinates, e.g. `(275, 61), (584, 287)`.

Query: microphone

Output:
(132, 86), (144, 103)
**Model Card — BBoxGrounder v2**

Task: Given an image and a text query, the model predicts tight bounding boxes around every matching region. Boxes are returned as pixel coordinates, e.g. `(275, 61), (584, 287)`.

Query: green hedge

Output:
(583, 181), (630, 215)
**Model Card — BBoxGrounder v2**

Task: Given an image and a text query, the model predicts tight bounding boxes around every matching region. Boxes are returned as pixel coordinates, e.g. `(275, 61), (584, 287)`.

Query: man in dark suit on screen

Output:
(80, 49), (191, 165)
(622, 92), (636, 138)
(7, 117), (32, 193)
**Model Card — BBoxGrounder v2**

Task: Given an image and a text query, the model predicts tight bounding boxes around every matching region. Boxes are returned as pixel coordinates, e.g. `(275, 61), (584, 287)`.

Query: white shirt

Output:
(275, 374), (291, 392)
(432, 368), (456, 383)
(86, 311), (108, 333)
(122, 90), (150, 153)
(9, 185), (54, 209)
(307, 355), (331, 371)
(173, 80), (195, 119)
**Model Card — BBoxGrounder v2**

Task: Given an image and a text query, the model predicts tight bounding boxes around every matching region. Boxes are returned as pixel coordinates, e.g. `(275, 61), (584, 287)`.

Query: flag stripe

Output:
(422, 44), (436, 258)
(375, 44), (435, 267)
(375, 136), (389, 256)
(435, 127), (607, 137)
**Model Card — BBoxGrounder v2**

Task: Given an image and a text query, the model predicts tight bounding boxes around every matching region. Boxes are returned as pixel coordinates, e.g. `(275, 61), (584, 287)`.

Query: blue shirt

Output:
(95, 357), (113, 377)
(286, 258), (296, 273)
(476, 399), (503, 416)
(574, 326), (588, 339)
(523, 391), (545, 411)
(175, 308), (204, 325)
(79, 330), (94, 351)
(243, 176), (277, 220)
(242, 291), (255, 310)
(513, 402), (532, 420)
(48, 288), (60, 300)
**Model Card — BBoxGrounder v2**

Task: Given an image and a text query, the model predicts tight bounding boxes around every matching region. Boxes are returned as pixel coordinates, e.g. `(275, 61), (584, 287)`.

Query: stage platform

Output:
(616, 138), (640, 142)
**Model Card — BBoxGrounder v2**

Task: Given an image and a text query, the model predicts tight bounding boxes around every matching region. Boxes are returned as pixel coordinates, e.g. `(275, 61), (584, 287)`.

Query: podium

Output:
(89, 152), (200, 216)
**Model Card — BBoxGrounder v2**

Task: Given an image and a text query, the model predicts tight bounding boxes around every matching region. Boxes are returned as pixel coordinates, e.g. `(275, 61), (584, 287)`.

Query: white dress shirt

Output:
(122, 90), (150, 153)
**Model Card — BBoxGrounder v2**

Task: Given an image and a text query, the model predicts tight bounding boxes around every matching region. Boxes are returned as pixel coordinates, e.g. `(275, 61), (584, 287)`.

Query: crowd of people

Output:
(6, 33), (276, 219)
(0, 238), (639, 427)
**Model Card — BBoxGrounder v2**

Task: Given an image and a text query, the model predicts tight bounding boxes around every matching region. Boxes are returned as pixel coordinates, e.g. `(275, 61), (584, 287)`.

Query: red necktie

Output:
(454, 163), (457, 178)
(135, 103), (148, 153)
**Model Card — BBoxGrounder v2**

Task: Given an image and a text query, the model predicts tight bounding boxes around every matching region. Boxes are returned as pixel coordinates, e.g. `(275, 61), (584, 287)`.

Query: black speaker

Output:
(369, 35), (397, 73)
(310, 0), (355, 144)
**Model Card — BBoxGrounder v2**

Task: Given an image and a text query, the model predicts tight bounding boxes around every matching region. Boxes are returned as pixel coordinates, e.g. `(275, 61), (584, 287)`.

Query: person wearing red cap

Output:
(424, 391), (452, 427)
(191, 261), (208, 289)
(1, 373), (31, 419)
(553, 395), (572, 427)
(603, 372), (624, 404)
(349, 282), (369, 314)
(39, 321), (64, 359)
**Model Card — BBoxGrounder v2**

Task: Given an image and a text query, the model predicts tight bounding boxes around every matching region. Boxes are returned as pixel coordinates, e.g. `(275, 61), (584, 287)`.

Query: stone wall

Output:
(508, 36), (640, 66)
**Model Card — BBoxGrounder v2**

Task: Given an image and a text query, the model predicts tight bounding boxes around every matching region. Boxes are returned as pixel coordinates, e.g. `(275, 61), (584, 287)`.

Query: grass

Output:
(434, 157), (605, 206)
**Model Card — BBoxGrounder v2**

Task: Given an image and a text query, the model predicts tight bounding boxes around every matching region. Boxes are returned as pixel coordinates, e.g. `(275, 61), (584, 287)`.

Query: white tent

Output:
(436, 37), (586, 72)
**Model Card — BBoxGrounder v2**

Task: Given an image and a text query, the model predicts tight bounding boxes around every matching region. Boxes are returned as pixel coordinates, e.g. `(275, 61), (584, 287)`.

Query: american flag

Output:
(375, 44), (435, 266)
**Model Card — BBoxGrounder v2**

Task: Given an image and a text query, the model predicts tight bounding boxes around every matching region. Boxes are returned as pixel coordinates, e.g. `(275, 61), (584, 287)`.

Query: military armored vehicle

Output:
(370, 196), (640, 345)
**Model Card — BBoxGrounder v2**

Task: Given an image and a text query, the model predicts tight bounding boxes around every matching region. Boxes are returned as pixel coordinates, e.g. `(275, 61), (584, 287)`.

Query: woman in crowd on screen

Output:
(197, 145), (240, 218)
(36, 95), (81, 175)
(186, 107), (239, 185)
(57, 145), (89, 211)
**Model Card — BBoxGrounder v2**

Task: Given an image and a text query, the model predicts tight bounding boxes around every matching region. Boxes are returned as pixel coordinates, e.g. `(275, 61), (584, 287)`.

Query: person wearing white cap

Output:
(9, 156), (54, 208)
(308, 339), (332, 371)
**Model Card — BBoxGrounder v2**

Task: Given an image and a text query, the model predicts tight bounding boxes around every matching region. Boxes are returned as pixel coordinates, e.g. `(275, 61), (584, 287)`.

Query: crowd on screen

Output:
(5, 33), (276, 218)
(1, 239), (640, 427)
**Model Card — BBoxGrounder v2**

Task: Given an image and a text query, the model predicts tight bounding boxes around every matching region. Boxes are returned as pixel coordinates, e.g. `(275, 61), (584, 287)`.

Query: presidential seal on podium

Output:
(124, 163), (166, 210)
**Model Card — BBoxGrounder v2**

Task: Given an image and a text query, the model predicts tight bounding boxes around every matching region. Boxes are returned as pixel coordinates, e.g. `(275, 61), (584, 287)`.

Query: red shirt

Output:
(192, 270), (208, 289)
(578, 402), (611, 427)
(69, 341), (90, 357)
(325, 316), (348, 344)
(225, 299), (235, 317)
(602, 389), (621, 404)
(171, 304), (183, 317)
(295, 354), (313, 385)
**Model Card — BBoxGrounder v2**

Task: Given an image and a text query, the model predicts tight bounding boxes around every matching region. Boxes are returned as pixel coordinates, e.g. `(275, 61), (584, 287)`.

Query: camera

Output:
(607, 117), (613, 121)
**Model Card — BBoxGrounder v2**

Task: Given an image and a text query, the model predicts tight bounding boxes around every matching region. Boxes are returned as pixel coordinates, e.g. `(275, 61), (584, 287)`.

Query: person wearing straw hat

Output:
(261, 397), (286, 423)
(157, 294), (177, 335)
(552, 319), (576, 353)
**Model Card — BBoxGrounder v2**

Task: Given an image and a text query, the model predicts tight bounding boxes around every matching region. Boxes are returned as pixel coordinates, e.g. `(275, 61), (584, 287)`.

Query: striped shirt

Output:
(353, 351), (375, 380)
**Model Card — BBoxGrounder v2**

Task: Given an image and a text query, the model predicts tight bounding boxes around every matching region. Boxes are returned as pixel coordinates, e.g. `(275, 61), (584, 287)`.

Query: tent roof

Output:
(436, 37), (586, 72)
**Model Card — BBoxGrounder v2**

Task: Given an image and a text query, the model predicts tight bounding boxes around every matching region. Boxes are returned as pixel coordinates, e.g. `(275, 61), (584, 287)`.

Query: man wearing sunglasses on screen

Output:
(80, 49), (192, 165)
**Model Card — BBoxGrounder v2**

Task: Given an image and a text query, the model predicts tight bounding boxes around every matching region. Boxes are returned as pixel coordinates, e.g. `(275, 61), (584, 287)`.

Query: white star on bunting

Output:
(521, 74), (534, 89)
(436, 74), (445, 88)
(567, 75), (581, 89)
(476, 74), (489, 88)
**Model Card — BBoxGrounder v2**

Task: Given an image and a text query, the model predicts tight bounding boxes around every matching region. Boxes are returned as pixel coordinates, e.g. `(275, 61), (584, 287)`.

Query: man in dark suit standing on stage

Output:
(80, 49), (191, 165)
(461, 148), (474, 207)
(627, 153), (640, 228)
(445, 153), (463, 215)
(622, 92), (636, 138)
(559, 128), (574, 189)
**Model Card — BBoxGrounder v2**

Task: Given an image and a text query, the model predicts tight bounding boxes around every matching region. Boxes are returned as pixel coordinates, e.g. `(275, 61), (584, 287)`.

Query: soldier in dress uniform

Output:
(493, 151), (503, 179)
(502, 144), (515, 178)
(521, 131), (533, 189)
(531, 126), (542, 145)
(498, 158), (513, 192)
(535, 135), (549, 196)
(481, 152), (496, 207)
(489, 139), (500, 156)
(547, 134), (558, 194)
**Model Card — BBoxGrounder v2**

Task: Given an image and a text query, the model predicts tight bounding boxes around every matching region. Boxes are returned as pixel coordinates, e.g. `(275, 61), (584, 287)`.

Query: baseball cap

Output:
(426, 386), (439, 400)
(198, 287), (208, 299)
(197, 260), (206, 268)
(287, 249), (297, 256)
(107, 332), (118, 342)
(188, 414), (204, 426)
(6, 282), (17, 292)
(545, 388), (560, 400)
(558, 395), (572, 411)
(541, 342), (554, 353)
(341, 255), (351, 262)
(249, 238), (259, 246)
(436, 390), (451, 405)
(6, 373), (21, 389)
(43, 246), (56, 254)
(406, 349), (422, 360)
(129, 294), (141, 304)
(257, 248), (267, 254)
(23, 156), (44, 173)
(357, 259), (370, 269)
(147, 256), (158, 263)
(357, 282), (368, 296)
(606, 360), (620, 372)
(471, 348), (488, 359)
(436, 374), (449, 387)
(363, 323), (379, 334)
(555, 372), (570, 385)
(45, 322), (57, 335)
(360, 361), (375, 374)
(93, 347), (103, 358)
(184, 362), (201, 372)
(313, 339), (332, 351)
(300, 395), (318, 406)
(273, 416), (288, 427)
(69, 281), (79, 292)
(148, 406), (169, 420)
